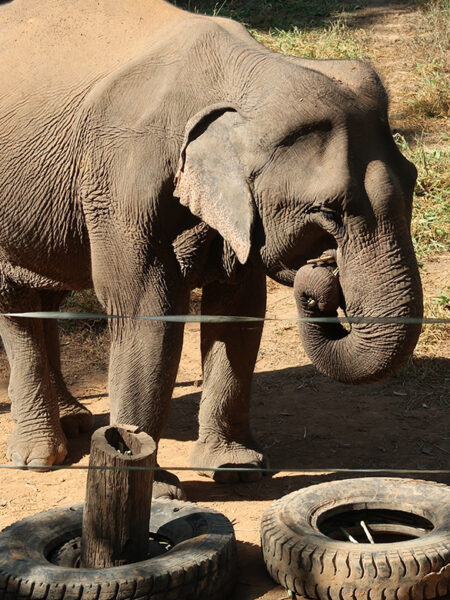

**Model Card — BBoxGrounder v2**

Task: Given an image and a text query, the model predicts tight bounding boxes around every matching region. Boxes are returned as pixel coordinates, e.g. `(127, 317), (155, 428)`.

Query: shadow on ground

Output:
(170, 0), (420, 31)
(231, 540), (275, 600)
(164, 358), (450, 484)
(63, 356), (449, 497)
(182, 468), (450, 505)
(65, 411), (110, 464)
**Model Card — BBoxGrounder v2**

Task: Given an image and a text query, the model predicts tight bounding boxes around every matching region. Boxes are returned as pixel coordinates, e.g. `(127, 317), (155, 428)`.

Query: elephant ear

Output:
(174, 106), (254, 265)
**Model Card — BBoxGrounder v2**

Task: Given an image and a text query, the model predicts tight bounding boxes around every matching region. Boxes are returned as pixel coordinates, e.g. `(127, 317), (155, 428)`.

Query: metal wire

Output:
(2, 311), (449, 324)
(0, 464), (449, 474)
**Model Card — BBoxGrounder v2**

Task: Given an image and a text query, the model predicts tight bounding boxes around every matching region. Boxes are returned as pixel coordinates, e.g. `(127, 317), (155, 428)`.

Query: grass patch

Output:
(251, 19), (368, 60)
(404, 0), (449, 120)
(173, 0), (363, 30)
(62, 290), (104, 315)
(59, 291), (108, 373)
(395, 134), (450, 260)
(174, 0), (369, 59)
(60, 290), (106, 334)
(415, 291), (450, 356)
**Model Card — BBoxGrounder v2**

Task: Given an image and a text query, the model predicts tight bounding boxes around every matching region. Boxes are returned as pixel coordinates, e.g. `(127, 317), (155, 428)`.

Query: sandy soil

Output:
(0, 3), (449, 599)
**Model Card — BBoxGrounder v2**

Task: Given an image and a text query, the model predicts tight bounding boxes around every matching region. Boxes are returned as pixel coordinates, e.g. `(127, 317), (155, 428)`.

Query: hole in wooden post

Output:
(105, 427), (142, 456)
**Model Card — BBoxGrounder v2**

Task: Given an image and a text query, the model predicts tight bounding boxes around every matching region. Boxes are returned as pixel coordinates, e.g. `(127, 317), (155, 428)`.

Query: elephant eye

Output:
(309, 205), (338, 219)
(279, 121), (332, 148)
(308, 204), (343, 229)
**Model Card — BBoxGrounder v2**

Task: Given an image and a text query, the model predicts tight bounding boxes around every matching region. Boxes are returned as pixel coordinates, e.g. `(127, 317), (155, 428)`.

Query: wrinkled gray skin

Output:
(0, 0), (422, 498)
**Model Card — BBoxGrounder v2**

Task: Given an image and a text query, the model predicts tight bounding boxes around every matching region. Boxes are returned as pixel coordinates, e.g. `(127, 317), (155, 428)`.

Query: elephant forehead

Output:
(247, 65), (377, 142)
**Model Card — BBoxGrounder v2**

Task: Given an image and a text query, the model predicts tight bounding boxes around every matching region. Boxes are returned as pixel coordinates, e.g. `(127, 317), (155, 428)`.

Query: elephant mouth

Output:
(268, 246), (339, 289)
(266, 219), (340, 287)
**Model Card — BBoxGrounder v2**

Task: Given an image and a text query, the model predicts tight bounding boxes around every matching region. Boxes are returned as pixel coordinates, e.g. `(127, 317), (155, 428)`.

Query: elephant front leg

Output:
(191, 270), (267, 483)
(89, 216), (190, 499)
(0, 289), (67, 469)
(108, 317), (186, 498)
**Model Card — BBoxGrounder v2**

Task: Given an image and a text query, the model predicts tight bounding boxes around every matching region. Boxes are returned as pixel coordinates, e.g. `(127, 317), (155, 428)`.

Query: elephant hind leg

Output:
(0, 287), (67, 468)
(39, 291), (94, 437)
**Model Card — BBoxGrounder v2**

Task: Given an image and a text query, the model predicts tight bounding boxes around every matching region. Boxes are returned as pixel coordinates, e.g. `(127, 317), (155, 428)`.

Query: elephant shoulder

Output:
(73, 16), (262, 154)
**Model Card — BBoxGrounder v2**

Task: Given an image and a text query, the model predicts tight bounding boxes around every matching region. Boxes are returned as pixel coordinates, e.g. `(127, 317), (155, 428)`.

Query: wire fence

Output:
(2, 311), (449, 324)
(0, 310), (448, 476)
(0, 465), (449, 474)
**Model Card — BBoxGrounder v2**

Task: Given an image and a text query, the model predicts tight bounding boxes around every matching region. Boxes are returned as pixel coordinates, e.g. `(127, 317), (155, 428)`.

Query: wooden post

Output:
(80, 424), (156, 568)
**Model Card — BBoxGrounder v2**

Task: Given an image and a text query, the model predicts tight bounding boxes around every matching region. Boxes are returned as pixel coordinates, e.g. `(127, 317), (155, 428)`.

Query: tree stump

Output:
(80, 424), (156, 568)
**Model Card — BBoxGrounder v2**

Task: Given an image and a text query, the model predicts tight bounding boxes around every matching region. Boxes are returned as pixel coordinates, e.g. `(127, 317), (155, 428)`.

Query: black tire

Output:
(0, 499), (237, 600)
(261, 478), (450, 600)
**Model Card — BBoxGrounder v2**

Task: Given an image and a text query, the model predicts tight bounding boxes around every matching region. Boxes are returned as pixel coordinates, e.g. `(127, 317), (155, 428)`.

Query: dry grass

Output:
(175, 0), (363, 30)
(403, 0), (449, 122)
(393, 134), (450, 260)
(417, 297), (450, 356)
(60, 291), (108, 373)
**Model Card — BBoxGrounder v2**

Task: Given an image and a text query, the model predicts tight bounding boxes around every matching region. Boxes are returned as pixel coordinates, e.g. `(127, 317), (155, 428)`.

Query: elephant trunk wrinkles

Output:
(294, 223), (423, 384)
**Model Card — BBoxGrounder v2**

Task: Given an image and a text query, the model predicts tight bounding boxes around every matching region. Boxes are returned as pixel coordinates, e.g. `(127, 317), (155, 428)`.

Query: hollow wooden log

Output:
(80, 424), (156, 568)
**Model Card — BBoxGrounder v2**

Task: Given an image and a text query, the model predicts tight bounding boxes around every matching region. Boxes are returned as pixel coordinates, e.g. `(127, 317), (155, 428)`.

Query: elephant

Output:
(0, 0), (422, 498)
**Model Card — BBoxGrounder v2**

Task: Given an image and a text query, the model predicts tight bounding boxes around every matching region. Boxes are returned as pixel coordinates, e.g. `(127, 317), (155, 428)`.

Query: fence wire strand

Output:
(0, 464), (449, 474)
(2, 311), (449, 324)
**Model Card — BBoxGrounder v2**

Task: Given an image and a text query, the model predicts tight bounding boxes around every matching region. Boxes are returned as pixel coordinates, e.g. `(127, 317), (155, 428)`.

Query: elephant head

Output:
(174, 56), (422, 384)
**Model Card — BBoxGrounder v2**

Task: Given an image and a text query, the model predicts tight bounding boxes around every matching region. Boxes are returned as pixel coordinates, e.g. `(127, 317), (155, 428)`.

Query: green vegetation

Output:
(63, 290), (104, 315)
(173, 0), (362, 30)
(433, 289), (450, 309)
(404, 0), (449, 120)
(175, 0), (369, 59)
(251, 20), (368, 60)
(61, 290), (106, 333)
(395, 135), (450, 260)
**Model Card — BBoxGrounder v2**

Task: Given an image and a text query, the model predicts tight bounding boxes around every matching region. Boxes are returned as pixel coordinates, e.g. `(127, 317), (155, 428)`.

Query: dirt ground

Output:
(0, 3), (449, 600)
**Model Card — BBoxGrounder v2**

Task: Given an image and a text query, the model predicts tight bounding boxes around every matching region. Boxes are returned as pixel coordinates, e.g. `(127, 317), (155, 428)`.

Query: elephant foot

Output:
(191, 437), (267, 483)
(7, 424), (67, 471)
(58, 396), (94, 438)
(153, 468), (186, 500)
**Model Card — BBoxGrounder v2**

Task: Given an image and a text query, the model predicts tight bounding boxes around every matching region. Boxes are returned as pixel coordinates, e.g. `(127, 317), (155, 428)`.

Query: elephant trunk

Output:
(294, 223), (423, 384)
